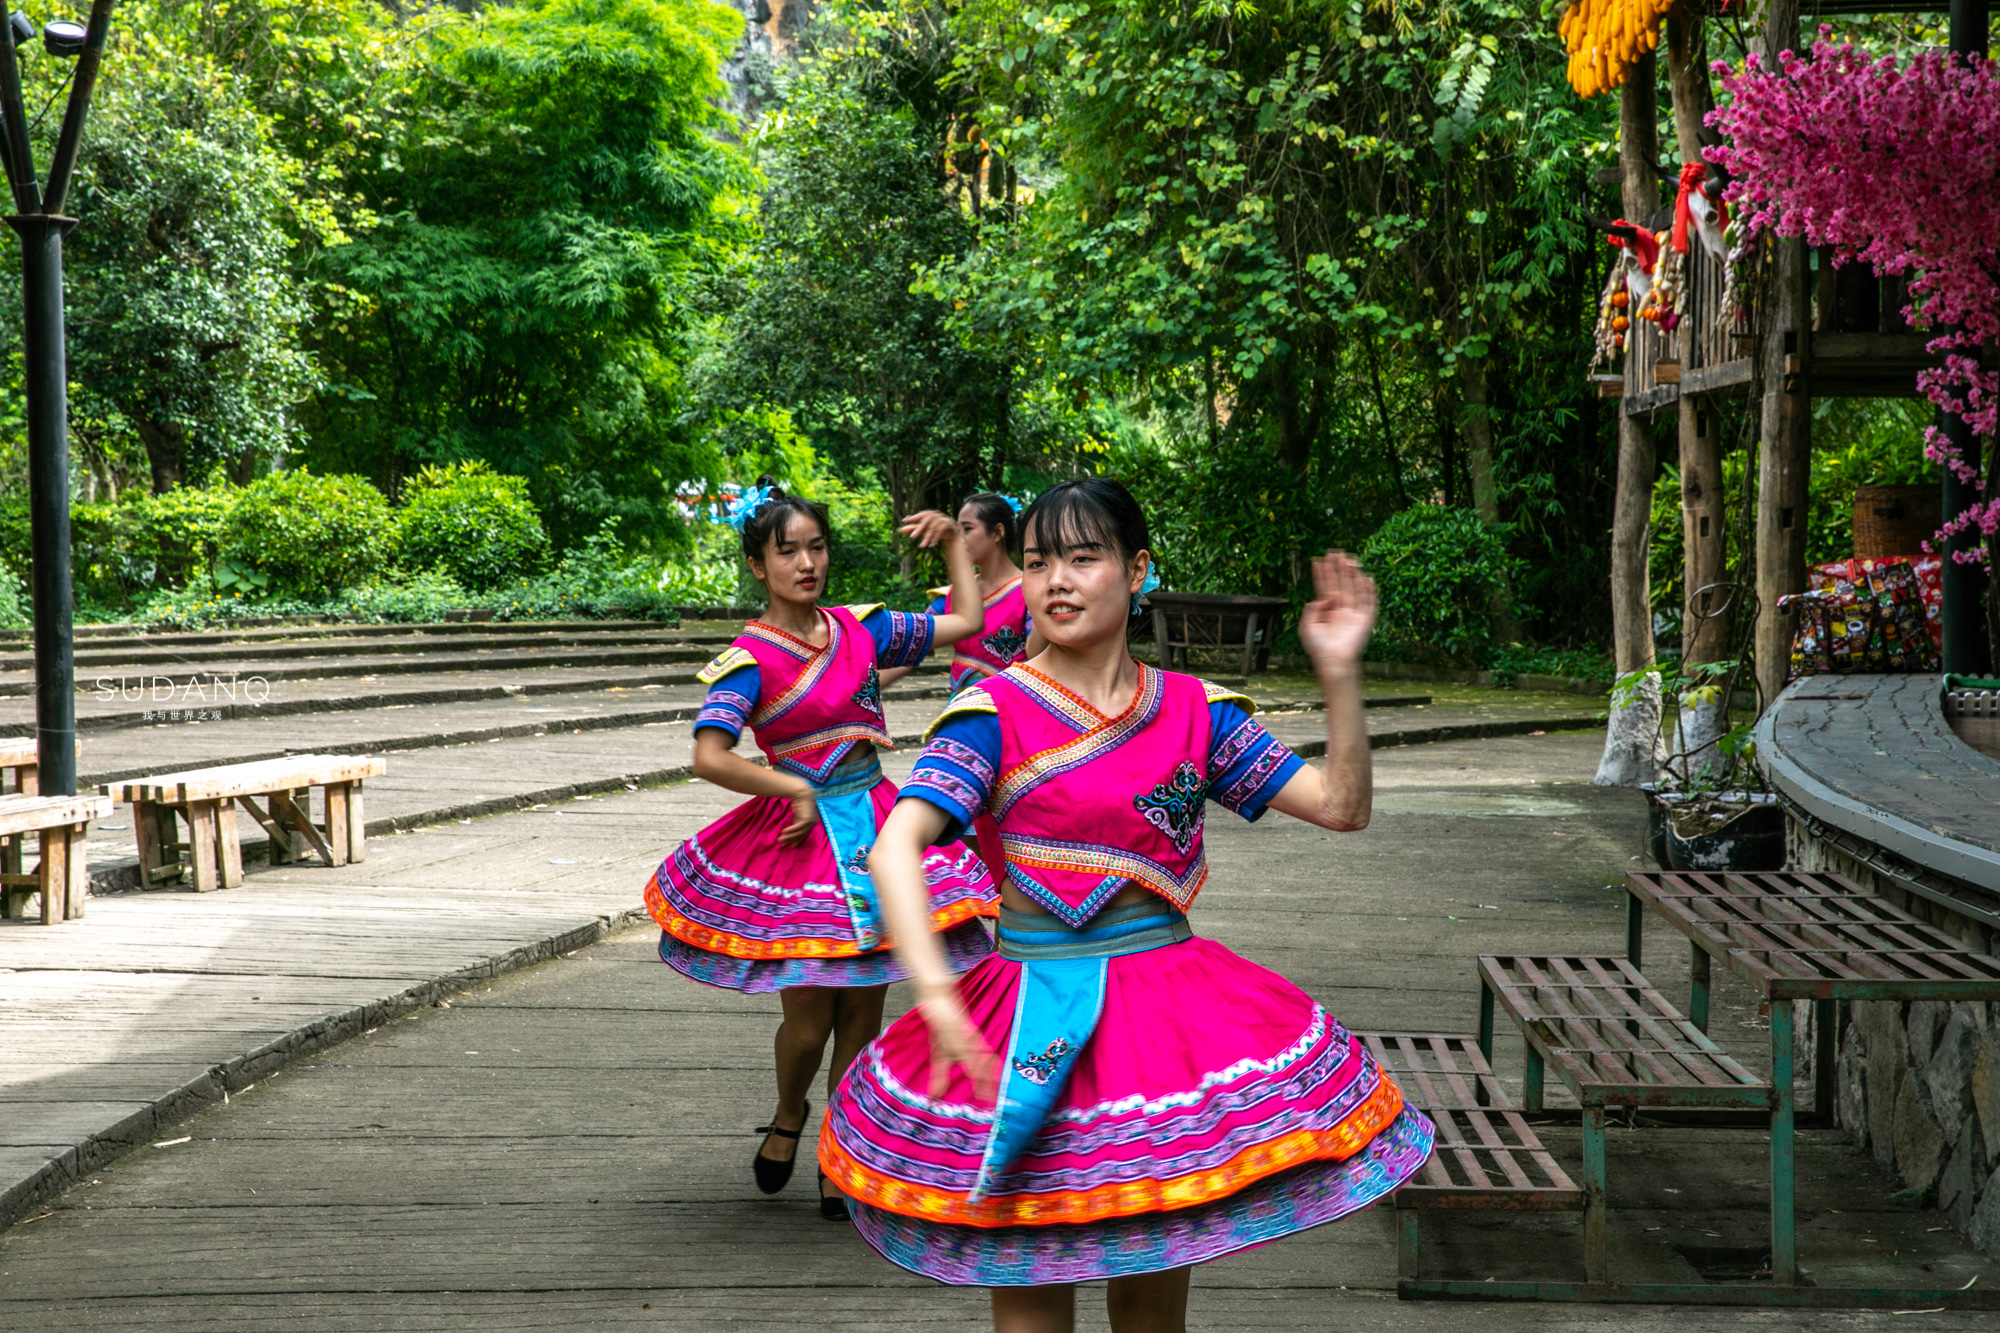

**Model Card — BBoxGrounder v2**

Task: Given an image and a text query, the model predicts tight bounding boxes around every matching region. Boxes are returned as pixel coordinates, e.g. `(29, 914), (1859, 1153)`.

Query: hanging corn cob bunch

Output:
(1591, 263), (1630, 368)
(1646, 241), (1685, 331)
(1557, 0), (1677, 98)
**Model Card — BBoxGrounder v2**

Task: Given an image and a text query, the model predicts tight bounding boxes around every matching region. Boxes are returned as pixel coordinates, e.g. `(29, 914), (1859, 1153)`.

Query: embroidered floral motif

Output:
(1012, 1037), (1074, 1086)
(1218, 744), (1290, 813)
(980, 624), (1028, 663)
(905, 768), (986, 818)
(927, 736), (997, 787)
(842, 844), (875, 875)
(1133, 761), (1206, 855)
(851, 665), (884, 717)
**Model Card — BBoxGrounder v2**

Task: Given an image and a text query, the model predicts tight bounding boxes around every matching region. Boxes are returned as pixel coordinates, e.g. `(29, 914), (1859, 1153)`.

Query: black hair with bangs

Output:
(1019, 477), (1150, 563)
(960, 492), (1020, 555)
(739, 474), (831, 564)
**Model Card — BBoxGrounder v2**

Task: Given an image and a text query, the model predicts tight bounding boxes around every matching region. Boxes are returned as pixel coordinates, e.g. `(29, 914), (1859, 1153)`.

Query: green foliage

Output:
(302, 0), (747, 550)
(1362, 506), (1521, 665)
(0, 559), (26, 628)
(397, 463), (552, 592)
(1485, 643), (1614, 686)
(1805, 399), (1935, 566)
(221, 471), (395, 599)
(706, 3), (1023, 517)
(497, 520), (683, 621)
(56, 30), (320, 491)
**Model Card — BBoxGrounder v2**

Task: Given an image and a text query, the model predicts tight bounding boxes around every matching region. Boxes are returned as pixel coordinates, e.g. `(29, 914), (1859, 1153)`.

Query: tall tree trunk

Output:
(137, 420), (185, 495)
(1596, 48), (1663, 788)
(1457, 356), (1523, 642)
(1753, 0), (1811, 709)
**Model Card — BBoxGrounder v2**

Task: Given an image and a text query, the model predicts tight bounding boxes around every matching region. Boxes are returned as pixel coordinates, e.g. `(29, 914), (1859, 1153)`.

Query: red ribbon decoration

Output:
(1607, 217), (1660, 273)
(1671, 163), (1727, 254)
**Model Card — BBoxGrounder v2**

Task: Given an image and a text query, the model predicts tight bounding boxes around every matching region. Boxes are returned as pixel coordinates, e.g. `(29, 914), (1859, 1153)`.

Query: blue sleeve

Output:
(926, 594), (948, 617)
(902, 711), (1001, 843)
(693, 664), (760, 740)
(1207, 700), (1303, 822)
(861, 606), (936, 669)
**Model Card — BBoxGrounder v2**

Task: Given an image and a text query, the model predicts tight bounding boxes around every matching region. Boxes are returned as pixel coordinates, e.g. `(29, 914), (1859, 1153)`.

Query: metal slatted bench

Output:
(102, 754), (385, 893)
(1475, 954), (1771, 1284)
(1623, 869), (2000, 1291)
(1359, 1033), (1582, 1293)
(0, 792), (111, 923)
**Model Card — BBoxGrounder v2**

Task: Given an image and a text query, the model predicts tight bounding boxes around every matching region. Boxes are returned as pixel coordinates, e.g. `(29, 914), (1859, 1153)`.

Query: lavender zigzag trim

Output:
(1208, 716), (1261, 773)
(848, 1107), (1437, 1286)
(1216, 742), (1290, 813)
(659, 921), (994, 995)
(660, 835), (992, 944)
(925, 736), (997, 787)
(905, 768), (985, 818)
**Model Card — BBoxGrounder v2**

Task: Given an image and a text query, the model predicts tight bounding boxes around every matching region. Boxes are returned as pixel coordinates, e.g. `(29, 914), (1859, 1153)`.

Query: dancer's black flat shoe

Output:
(752, 1099), (808, 1195)
(818, 1171), (851, 1222)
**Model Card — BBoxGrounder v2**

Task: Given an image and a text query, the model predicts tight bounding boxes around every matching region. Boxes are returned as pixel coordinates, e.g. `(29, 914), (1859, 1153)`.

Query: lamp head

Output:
(41, 17), (83, 55)
(8, 12), (33, 47)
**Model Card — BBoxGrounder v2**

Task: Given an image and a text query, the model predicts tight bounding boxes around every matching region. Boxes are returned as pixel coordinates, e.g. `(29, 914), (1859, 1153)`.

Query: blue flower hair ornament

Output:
(1131, 563), (1161, 614)
(1000, 493), (1034, 514)
(722, 484), (774, 532)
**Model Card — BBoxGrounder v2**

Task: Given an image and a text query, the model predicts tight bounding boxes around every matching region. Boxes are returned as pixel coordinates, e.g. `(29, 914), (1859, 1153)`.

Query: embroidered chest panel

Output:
(985, 666), (1215, 919)
(736, 608), (892, 779)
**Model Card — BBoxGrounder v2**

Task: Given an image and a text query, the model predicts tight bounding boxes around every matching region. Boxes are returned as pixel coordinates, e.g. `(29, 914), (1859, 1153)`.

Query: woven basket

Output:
(1853, 484), (1939, 559)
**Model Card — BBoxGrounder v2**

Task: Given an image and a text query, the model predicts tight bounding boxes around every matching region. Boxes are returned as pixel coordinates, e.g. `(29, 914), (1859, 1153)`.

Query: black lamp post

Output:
(2, 0), (112, 799)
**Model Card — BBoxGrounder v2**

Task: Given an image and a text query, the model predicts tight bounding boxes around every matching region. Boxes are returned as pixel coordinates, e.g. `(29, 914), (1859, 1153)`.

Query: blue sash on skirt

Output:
(970, 900), (1193, 1199)
(815, 753), (887, 953)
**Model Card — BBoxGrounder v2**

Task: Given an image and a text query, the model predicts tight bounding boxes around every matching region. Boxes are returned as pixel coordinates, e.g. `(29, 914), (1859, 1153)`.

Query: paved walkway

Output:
(2, 732), (1994, 1328)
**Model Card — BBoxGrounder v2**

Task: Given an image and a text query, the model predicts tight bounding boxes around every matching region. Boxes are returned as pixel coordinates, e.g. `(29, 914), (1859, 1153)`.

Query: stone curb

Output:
(0, 905), (651, 1234)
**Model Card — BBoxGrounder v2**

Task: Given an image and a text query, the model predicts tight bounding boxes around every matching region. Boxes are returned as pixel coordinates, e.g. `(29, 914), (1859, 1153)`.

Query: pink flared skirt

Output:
(821, 933), (1435, 1284)
(645, 778), (998, 994)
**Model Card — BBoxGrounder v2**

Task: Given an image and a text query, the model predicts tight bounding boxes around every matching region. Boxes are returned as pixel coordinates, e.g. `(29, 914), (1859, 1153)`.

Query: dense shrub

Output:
(496, 520), (680, 622)
(221, 470), (394, 599)
(397, 463), (551, 592)
(0, 559), (26, 628)
(1362, 506), (1521, 665)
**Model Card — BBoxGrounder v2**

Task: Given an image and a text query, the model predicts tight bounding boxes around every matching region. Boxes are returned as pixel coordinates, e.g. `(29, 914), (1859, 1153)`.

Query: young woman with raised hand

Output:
(882, 492), (1043, 695)
(644, 479), (1000, 1221)
(820, 478), (1433, 1331)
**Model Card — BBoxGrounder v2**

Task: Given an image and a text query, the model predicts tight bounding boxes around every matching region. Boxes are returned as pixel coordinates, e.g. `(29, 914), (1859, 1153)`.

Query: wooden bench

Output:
(0, 792), (111, 923)
(1143, 591), (1290, 675)
(1476, 954), (1771, 1283)
(1358, 1032), (1582, 1293)
(102, 754), (385, 893)
(3, 738), (83, 885)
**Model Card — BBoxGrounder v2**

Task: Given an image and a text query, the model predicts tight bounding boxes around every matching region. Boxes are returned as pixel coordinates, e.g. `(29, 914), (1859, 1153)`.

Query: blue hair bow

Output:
(1000, 493), (1033, 514)
(722, 484), (773, 531)
(1131, 563), (1161, 614)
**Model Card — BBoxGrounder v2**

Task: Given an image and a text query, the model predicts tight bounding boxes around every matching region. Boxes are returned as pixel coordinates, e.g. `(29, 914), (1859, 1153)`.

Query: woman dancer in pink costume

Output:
(645, 480), (998, 1219)
(821, 478), (1432, 1329)
(883, 492), (1044, 695)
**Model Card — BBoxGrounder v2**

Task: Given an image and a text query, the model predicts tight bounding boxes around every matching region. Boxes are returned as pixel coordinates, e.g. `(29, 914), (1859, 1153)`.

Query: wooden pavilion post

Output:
(1595, 47), (1664, 786)
(1666, 5), (1728, 671)
(1752, 0), (1811, 708)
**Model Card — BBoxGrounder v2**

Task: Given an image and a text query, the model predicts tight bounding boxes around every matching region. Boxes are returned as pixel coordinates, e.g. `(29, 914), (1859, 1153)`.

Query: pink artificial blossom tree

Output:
(1708, 31), (2000, 561)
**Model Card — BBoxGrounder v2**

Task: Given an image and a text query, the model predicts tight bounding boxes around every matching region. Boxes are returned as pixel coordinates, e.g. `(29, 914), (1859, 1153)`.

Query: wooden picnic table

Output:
(2, 738), (81, 884)
(102, 754), (385, 893)
(1623, 869), (2000, 1291)
(0, 791), (110, 923)
(1143, 592), (1290, 676)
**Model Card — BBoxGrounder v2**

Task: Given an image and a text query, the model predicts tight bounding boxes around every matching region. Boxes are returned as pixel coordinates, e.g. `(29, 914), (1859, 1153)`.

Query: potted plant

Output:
(1620, 653), (1785, 874)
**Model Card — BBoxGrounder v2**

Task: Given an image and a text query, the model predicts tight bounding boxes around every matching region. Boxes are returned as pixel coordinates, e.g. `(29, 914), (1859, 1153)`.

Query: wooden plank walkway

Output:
(1, 732), (1995, 1328)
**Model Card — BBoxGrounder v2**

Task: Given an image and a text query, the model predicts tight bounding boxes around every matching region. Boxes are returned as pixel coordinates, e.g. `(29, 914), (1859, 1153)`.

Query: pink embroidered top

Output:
(903, 663), (1302, 926)
(693, 604), (933, 784)
(925, 578), (1031, 693)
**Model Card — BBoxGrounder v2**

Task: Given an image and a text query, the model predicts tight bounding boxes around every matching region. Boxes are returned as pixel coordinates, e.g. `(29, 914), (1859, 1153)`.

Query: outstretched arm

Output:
(870, 798), (999, 1099)
(901, 511), (983, 647)
(1266, 552), (1376, 833)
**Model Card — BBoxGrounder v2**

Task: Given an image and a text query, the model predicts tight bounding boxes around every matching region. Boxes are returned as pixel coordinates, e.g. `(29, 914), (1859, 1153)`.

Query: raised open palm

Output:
(1297, 551), (1377, 669)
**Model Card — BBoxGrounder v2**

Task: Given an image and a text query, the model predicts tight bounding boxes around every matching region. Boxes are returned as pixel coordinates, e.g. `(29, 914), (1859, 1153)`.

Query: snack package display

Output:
(1780, 590), (1836, 679)
(1792, 556), (1943, 679)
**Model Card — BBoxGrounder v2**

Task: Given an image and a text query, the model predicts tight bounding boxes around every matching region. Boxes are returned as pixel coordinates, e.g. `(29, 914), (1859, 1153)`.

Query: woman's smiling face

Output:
(1021, 515), (1148, 651)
